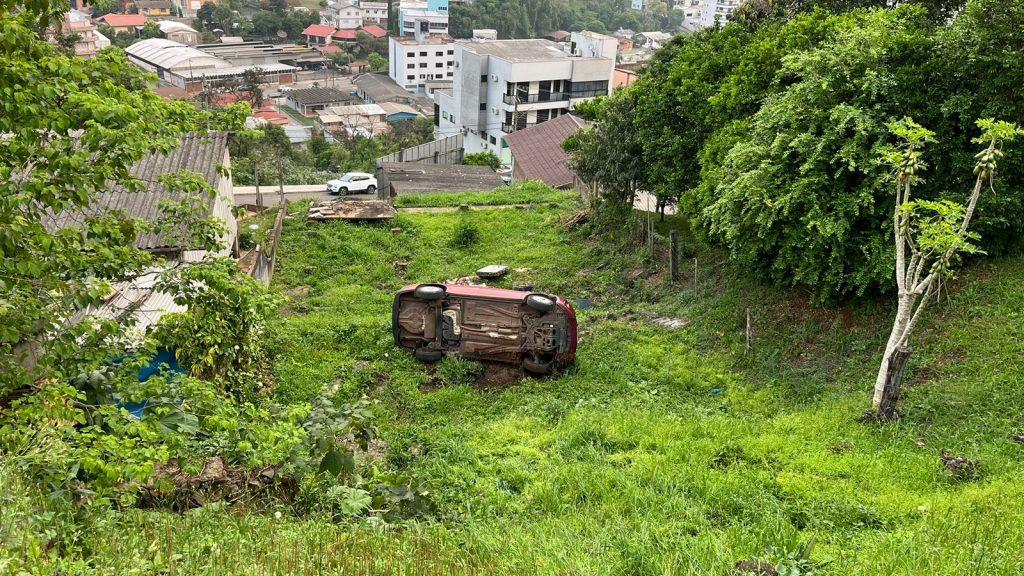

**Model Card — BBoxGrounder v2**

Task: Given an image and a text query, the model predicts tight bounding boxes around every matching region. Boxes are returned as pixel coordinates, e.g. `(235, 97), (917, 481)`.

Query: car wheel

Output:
(366, 184), (377, 195)
(414, 347), (444, 362)
(339, 187), (349, 195)
(525, 294), (556, 313)
(414, 285), (445, 300)
(523, 357), (553, 374)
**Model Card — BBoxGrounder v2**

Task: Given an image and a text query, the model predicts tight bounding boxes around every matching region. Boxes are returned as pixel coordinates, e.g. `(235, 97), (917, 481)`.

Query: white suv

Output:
(327, 172), (378, 195)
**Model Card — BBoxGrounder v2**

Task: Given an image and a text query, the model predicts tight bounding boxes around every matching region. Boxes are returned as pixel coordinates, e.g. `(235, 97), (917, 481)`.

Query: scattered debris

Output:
(513, 284), (533, 292)
(574, 298), (594, 311)
(476, 264), (509, 279)
(139, 457), (294, 510)
(651, 317), (691, 330)
(307, 199), (396, 221)
(1011, 433), (1024, 444)
(474, 363), (522, 389)
(394, 262), (409, 274)
(940, 450), (980, 482)
(458, 204), (470, 211)
(562, 210), (589, 229)
(915, 437), (927, 447)
(733, 559), (778, 575)
(390, 227), (403, 236)
(830, 441), (853, 454)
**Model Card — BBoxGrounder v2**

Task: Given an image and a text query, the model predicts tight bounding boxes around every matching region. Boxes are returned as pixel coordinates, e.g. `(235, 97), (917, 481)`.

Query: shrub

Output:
(462, 151), (501, 171)
(450, 219), (481, 249)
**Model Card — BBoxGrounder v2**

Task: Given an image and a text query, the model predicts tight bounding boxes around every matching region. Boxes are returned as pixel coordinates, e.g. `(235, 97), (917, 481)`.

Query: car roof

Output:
(345, 171), (374, 177)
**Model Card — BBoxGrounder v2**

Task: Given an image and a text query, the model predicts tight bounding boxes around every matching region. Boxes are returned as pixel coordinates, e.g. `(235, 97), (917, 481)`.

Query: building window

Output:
(435, 51), (443, 56)
(419, 62), (427, 67)
(419, 51), (427, 56)
(489, 135), (496, 145)
(435, 63), (443, 67)
(481, 74), (487, 83)
(407, 51), (415, 57)
(479, 102), (486, 111)
(447, 49), (453, 55)
(407, 75), (415, 80)
(407, 63), (414, 69)
(446, 72), (453, 77)
(536, 109), (550, 123)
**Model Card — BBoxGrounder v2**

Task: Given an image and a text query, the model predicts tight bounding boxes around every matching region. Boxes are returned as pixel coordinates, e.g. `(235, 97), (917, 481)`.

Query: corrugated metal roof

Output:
(285, 87), (352, 105)
(503, 114), (587, 189)
(45, 133), (229, 253)
(126, 38), (227, 71)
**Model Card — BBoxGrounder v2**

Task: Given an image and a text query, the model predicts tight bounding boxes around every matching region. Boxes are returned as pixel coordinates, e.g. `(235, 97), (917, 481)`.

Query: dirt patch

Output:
(940, 450), (981, 482)
(474, 363), (523, 390)
(419, 377), (444, 393)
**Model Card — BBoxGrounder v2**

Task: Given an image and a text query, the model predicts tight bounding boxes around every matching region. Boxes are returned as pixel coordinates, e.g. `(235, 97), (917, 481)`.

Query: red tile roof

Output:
(318, 43), (342, 54)
(503, 114), (588, 189)
(360, 24), (386, 38)
(332, 28), (357, 40)
(302, 24), (335, 37)
(98, 13), (147, 27)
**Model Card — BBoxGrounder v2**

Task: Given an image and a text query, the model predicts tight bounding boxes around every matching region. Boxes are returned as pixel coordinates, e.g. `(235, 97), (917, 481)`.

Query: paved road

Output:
(233, 185), (375, 206)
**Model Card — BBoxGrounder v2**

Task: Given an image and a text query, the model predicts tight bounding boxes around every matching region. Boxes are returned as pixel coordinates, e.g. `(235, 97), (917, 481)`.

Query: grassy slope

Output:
(261, 194), (1024, 574)
(18, 192), (1020, 574)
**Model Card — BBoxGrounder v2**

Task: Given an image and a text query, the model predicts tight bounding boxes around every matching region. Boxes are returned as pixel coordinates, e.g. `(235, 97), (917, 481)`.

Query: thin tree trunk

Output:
(877, 346), (912, 420)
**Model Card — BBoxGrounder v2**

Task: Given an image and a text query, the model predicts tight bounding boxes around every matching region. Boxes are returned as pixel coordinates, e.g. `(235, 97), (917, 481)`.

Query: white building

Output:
(360, 0), (389, 23)
(323, 1), (363, 29)
(389, 34), (455, 92)
(696, 0), (742, 27)
(399, 8), (448, 37)
(436, 37), (616, 160)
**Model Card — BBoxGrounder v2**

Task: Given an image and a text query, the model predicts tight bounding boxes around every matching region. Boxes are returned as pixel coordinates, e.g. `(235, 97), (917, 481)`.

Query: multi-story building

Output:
(57, 9), (110, 58)
(360, 1), (389, 24)
(323, 1), (363, 29)
(435, 35), (616, 159)
(695, 0), (741, 28)
(388, 33), (455, 92)
(398, 0), (448, 37)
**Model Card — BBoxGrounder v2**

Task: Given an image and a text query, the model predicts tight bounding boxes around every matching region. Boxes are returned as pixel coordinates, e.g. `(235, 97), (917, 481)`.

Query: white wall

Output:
(389, 36), (454, 92)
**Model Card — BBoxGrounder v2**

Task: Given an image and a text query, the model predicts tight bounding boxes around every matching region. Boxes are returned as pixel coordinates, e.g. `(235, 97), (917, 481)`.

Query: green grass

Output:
(12, 197), (1024, 574)
(393, 183), (576, 208)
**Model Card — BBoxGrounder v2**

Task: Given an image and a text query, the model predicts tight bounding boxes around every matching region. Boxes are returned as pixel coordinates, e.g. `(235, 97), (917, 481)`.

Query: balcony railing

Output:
(501, 92), (570, 105)
(567, 89), (609, 99)
(501, 123), (527, 133)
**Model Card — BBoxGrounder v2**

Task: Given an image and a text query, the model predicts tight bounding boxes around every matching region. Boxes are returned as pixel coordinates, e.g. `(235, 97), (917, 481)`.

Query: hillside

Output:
(15, 190), (1021, 574)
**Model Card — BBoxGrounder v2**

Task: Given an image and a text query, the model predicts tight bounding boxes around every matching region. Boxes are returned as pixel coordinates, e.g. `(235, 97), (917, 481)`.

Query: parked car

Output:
(392, 284), (577, 374)
(327, 172), (378, 195)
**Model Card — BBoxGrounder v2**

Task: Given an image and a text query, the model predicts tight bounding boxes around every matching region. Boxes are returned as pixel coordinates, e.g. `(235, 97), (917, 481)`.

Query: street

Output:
(233, 184), (376, 206)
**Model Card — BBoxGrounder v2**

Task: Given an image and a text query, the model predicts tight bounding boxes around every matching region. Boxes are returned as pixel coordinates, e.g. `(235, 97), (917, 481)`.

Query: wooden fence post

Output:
(669, 230), (679, 282)
(745, 308), (753, 354)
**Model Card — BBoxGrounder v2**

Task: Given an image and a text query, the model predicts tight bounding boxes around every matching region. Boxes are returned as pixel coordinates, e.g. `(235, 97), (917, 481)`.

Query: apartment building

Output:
(696, 0), (742, 27)
(323, 1), (363, 29)
(398, 0), (448, 37)
(388, 33), (455, 91)
(435, 35), (616, 160)
(360, 1), (389, 23)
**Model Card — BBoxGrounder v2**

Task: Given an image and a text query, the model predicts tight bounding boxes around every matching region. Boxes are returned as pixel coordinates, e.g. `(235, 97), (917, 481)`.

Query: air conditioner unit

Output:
(492, 107), (499, 115)
(490, 74), (498, 82)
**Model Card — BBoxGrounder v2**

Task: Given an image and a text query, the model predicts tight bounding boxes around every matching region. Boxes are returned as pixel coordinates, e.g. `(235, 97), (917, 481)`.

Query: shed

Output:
(503, 114), (588, 189)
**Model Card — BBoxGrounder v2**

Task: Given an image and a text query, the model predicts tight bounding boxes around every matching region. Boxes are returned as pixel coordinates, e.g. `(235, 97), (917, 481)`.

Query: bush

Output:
(450, 219), (481, 249)
(462, 151), (501, 171)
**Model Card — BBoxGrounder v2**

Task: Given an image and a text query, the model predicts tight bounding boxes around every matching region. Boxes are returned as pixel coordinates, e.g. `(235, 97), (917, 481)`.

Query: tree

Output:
(871, 118), (1020, 419)
(367, 52), (387, 72)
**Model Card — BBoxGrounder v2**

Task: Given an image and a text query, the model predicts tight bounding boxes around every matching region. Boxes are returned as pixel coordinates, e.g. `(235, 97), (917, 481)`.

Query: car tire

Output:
(339, 187), (349, 195)
(366, 185), (377, 195)
(414, 347), (444, 362)
(414, 285), (445, 300)
(525, 294), (556, 313)
(523, 357), (552, 374)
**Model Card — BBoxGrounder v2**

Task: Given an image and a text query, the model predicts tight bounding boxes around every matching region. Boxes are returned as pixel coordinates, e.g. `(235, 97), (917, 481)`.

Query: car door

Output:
(351, 175), (367, 192)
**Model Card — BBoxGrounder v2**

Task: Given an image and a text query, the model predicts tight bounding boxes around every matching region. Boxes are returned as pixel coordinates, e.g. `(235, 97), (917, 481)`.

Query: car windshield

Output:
(339, 174), (354, 182)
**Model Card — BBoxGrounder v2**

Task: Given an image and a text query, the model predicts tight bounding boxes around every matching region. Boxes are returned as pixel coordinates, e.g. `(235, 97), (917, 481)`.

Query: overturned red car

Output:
(392, 284), (577, 374)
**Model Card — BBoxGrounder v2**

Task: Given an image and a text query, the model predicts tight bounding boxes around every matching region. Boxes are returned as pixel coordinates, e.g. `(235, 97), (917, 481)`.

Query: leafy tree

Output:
(463, 151), (500, 170)
(699, 7), (935, 301)
(367, 51), (387, 72)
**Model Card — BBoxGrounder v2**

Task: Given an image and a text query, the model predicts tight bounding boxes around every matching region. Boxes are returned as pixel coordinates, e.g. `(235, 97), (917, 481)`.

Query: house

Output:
(45, 132), (237, 260)
(45, 133), (237, 339)
(360, 2), (389, 24)
(502, 113), (588, 189)
(285, 87), (354, 116)
(59, 9), (110, 58)
(355, 72), (417, 104)
(388, 33), (454, 92)
(97, 13), (147, 34)
(636, 31), (673, 49)
(436, 36), (615, 160)
(398, 2), (448, 38)
(332, 28), (358, 43)
(315, 103), (389, 138)
(324, 0), (363, 29)
(158, 20), (200, 45)
(379, 162), (503, 195)
(379, 101), (424, 123)
(613, 68), (638, 89)
(136, 0), (172, 17)
(302, 23), (336, 47)
(361, 24), (387, 38)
